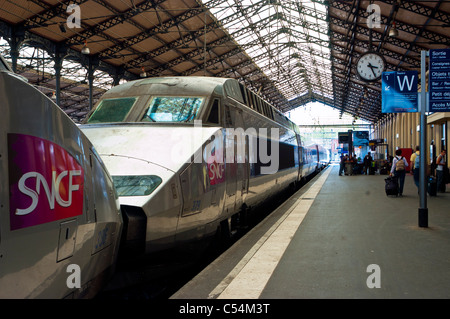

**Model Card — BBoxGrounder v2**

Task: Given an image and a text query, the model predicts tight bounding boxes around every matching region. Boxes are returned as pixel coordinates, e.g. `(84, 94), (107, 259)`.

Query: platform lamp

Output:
(81, 40), (90, 55)
(140, 67), (147, 78)
(389, 21), (399, 38)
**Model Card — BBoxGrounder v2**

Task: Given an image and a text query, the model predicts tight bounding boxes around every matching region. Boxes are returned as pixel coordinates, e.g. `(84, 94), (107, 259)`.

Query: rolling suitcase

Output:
(428, 176), (437, 196)
(385, 176), (399, 196)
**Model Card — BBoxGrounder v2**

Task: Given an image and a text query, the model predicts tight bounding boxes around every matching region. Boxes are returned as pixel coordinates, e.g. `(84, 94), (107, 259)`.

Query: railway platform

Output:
(171, 163), (450, 299)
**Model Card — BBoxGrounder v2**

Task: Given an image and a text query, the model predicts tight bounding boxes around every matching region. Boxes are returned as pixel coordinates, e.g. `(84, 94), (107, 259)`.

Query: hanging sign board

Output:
(429, 48), (450, 112)
(382, 71), (418, 113)
(338, 132), (349, 144)
(353, 131), (369, 146)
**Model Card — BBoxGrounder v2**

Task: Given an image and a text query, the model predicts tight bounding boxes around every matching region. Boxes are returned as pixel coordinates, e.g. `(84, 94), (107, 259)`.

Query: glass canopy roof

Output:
(207, 0), (332, 103)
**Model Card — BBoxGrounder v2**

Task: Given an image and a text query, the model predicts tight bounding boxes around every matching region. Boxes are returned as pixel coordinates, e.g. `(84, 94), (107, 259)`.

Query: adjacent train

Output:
(0, 55), (123, 298)
(79, 76), (329, 257)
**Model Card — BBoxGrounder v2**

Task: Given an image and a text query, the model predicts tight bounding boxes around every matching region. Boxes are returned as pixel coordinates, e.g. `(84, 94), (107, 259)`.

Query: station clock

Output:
(356, 51), (386, 81)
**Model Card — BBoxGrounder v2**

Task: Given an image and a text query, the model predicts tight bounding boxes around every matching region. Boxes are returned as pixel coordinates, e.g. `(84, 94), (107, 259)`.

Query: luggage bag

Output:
(385, 176), (399, 196)
(428, 176), (437, 196)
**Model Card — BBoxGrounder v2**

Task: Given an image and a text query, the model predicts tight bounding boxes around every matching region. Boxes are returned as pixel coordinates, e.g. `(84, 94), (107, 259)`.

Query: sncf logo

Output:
(16, 170), (82, 216)
(8, 134), (84, 230)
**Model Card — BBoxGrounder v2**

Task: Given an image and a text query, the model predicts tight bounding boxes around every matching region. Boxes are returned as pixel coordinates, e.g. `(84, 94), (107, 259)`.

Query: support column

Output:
(87, 57), (96, 110)
(419, 50), (428, 228)
(8, 30), (24, 73)
(111, 67), (124, 87)
(54, 54), (63, 106)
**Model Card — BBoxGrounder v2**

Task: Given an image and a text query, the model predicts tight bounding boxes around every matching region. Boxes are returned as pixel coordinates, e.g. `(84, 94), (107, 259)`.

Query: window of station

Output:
(86, 97), (137, 123)
(141, 96), (204, 122)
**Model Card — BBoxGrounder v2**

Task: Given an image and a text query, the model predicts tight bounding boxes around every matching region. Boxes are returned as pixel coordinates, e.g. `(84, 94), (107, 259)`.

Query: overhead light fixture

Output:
(389, 21), (398, 38)
(140, 67), (147, 78)
(81, 40), (90, 55)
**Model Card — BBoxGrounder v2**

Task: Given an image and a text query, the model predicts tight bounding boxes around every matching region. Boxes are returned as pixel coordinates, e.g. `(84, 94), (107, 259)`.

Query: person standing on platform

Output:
(339, 154), (346, 176)
(436, 149), (447, 192)
(390, 149), (409, 197)
(410, 146), (420, 191)
(363, 152), (373, 175)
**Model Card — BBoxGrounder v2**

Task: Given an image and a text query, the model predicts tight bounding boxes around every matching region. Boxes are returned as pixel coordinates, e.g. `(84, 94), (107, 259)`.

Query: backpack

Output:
(414, 153), (420, 169)
(395, 156), (405, 171)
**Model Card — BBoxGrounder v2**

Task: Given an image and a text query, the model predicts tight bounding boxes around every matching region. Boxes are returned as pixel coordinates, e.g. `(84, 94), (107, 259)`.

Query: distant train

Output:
(80, 76), (329, 256)
(0, 55), (122, 298)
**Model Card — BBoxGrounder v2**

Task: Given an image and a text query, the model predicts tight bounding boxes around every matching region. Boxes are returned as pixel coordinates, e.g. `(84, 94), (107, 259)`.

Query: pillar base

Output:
(418, 208), (428, 228)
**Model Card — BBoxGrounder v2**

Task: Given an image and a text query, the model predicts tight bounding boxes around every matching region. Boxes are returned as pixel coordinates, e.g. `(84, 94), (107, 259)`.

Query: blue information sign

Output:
(429, 48), (450, 112)
(353, 131), (369, 146)
(382, 71), (418, 113)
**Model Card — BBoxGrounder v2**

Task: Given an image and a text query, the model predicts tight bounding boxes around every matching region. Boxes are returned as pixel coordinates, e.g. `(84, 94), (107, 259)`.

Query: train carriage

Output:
(80, 76), (327, 256)
(0, 55), (123, 298)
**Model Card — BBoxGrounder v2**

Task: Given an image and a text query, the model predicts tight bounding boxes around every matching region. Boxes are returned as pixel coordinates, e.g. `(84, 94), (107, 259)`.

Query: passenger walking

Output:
(410, 146), (420, 191)
(363, 152), (373, 175)
(390, 149), (409, 197)
(436, 149), (447, 192)
(339, 154), (346, 176)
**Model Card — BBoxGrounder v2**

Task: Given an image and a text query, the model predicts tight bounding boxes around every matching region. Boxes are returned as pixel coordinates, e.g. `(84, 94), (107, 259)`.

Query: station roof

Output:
(0, 0), (449, 123)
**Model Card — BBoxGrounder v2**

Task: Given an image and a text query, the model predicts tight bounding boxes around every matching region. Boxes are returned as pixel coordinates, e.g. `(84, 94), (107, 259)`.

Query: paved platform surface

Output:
(171, 164), (450, 299)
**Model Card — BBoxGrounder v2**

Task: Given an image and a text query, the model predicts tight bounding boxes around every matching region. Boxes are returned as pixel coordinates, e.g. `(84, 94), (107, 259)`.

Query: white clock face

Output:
(356, 52), (385, 81)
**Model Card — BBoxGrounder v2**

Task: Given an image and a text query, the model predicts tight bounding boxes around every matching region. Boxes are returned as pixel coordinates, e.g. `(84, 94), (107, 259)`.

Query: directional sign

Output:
(429, 48), (450, 112)
(382, 71), (418, 113)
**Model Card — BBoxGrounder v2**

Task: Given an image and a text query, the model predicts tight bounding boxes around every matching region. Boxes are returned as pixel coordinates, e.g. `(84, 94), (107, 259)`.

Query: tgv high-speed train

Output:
(0, 55), (122, 298)
(80, 76), (328, 257)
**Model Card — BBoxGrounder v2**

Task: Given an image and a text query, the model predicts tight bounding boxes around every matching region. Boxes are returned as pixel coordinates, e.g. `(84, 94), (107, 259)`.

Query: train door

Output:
(234, 109), (247, 210)
(223, 104), (237, 216)
(222, 104), (247, 215)
(296, 134), (303, 181)
(89, 149), (120, 255)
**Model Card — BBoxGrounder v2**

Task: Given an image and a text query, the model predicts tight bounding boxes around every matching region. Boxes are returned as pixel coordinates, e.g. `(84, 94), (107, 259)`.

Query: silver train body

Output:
(80, 76), (328, 256)
(0, 56), (122, 298)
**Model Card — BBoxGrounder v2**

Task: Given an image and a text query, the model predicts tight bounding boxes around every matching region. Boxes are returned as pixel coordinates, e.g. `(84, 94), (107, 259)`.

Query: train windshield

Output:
(141, 96), (204, 122)
(86, 97), (137, 123)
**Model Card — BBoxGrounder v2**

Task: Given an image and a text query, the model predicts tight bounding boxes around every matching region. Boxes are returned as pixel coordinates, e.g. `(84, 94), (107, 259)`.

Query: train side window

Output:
(255, 98), (262, 114)
(266, 105), (274, 120)
(224, 104), (233, 127)
(239, 83), (248, 105)
(247, 91), (254, 110)
(207, 99), (220, 125)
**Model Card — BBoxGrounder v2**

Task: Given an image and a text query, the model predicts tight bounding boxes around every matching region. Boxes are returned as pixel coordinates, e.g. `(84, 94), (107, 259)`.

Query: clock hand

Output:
(367, 63), (378, 77)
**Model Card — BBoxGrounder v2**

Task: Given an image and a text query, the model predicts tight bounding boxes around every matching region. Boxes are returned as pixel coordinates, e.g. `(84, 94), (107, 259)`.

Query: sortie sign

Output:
(429, 48), (450, 112)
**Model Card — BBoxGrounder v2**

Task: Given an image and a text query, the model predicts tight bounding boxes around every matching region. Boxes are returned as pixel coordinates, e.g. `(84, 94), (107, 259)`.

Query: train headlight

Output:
(112, 175), (162, 196)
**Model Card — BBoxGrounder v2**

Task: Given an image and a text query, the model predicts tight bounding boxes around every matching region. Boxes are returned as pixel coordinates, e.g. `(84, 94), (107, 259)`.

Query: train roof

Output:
(102, 76), (229, 98)
(94, 76), (298, 132)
